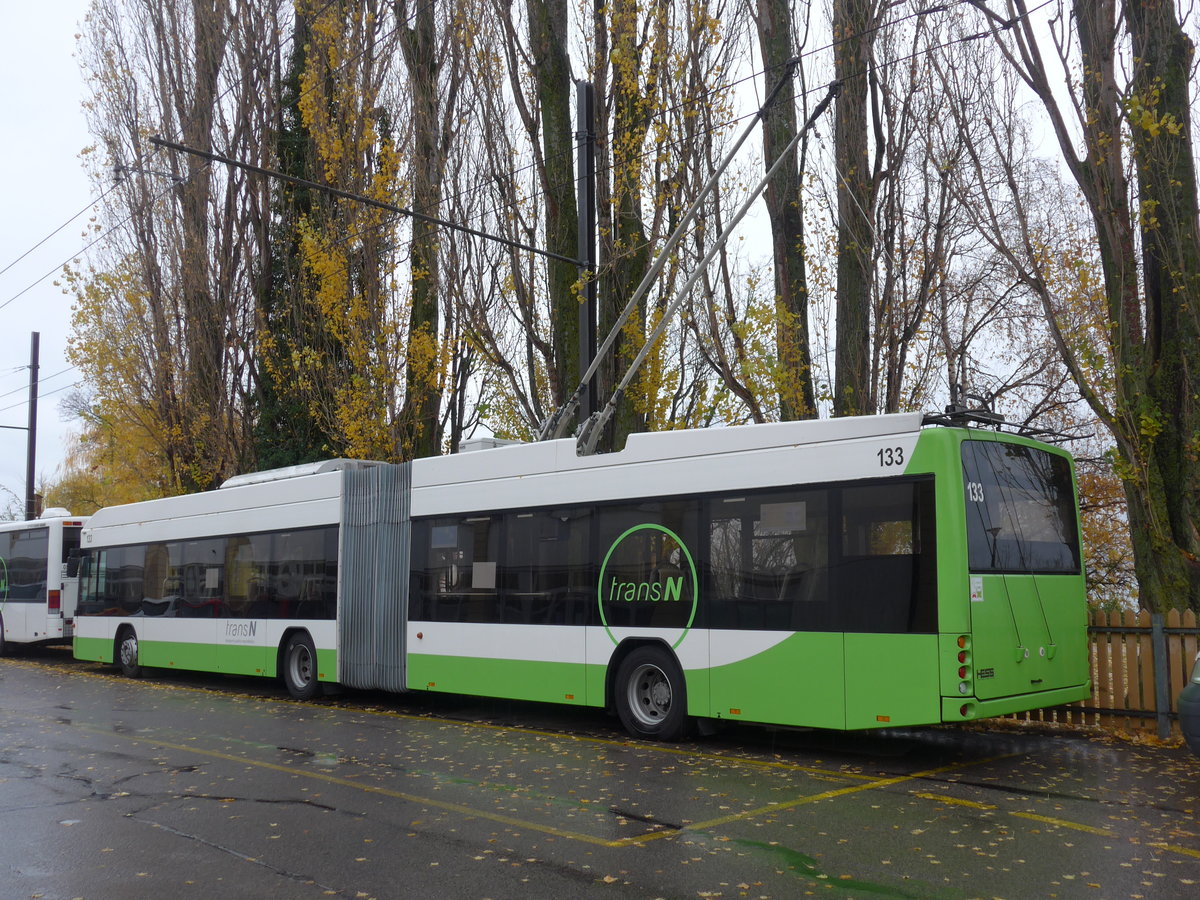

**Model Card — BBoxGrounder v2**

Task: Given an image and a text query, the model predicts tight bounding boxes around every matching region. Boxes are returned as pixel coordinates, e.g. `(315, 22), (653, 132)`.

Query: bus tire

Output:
(283, 633), (320, 701)
(117, 627), (141, 678)
(0, 615), (7, 657)
(615, 646), (690, 742)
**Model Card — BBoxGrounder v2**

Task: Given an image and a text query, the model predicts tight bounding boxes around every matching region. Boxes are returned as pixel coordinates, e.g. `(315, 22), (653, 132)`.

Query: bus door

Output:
(962, 440), (1084, 700)
(706, 490), (844, 728)
(59, 523), (84, 637)
(217, 534), (272, 676)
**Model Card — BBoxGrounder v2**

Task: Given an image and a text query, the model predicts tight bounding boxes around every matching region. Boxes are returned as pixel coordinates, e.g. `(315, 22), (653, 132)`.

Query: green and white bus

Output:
(1, 510), (87, 655)
(74, 413), (1091, 740)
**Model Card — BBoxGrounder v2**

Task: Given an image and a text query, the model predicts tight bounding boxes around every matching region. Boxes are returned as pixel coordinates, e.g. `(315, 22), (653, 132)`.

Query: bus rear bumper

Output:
(942, 681), (1092, 722)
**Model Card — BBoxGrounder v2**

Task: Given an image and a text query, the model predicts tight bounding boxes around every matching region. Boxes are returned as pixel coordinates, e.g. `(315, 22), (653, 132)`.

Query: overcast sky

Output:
(0, 2), (93, 515)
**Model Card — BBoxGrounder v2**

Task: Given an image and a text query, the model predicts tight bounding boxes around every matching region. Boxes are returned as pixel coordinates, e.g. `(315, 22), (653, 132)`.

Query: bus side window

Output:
(836, 480), (936, 634)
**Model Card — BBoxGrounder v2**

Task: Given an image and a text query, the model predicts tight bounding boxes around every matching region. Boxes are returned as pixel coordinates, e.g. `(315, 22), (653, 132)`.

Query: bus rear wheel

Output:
(117, 627), (141, 678)
(615, 646), (690, 742)
(283, 633), (320, 701)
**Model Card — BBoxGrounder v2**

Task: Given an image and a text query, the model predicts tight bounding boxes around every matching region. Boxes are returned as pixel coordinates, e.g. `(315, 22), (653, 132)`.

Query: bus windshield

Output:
(962, 441), (1080, 574)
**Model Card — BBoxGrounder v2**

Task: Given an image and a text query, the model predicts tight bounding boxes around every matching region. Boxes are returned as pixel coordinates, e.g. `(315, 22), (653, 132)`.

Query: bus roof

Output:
(415, 412), (925, 487)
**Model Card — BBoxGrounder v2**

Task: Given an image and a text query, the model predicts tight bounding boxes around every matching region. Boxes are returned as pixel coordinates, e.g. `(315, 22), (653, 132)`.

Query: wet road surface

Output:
(2, 649), (1199, 899)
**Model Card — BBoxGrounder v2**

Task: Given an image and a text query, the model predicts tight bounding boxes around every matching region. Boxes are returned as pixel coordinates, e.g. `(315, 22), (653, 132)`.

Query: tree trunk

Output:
(756, 0), (815, 420)
(181, 0), (231, 487)
(1123, 0), (1200, 609)
(398, 0), (444, 459)
(597, 0), (654, 450)
(832, 0), (876, 416)
(527, 0), (580, 411)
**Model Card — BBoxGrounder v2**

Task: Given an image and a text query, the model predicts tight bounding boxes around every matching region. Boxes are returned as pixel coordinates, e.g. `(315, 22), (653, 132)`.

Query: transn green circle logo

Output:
(597, 523), (697, 648)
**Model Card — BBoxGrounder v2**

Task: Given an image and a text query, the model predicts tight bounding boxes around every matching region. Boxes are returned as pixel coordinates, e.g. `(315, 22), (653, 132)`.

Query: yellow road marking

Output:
(1009, 812), (1115, 836)
(1149, 843), (1200, 859)
(911, 791), (996, 810)
(618, 758), (1015, 846)
(907, 789), (1120, 839)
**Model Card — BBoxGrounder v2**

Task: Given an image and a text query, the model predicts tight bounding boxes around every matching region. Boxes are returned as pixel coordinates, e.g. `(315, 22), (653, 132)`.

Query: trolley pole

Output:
(25, 332), (39, 521)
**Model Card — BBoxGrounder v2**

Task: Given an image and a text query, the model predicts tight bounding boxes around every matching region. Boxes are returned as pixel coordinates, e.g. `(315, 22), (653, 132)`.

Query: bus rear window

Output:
(962, 441), (1080, 574)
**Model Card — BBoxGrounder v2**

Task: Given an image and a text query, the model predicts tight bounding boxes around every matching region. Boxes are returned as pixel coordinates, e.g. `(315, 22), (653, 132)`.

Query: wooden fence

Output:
(1007, 608), (1199, 738)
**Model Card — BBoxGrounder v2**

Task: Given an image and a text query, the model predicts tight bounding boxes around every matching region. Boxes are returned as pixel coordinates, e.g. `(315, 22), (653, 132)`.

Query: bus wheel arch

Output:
(115, 625), (141, 678)
(608, 640), (691, 742)
(280, 630), (320, 701)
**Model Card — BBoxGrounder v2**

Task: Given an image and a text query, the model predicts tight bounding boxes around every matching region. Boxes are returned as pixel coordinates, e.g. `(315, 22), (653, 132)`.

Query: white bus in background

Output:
(0, 510), (88, 654)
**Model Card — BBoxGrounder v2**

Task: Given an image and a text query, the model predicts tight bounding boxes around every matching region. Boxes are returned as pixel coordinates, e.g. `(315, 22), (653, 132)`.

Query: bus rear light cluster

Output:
(47, 590), (61, 612)
(956, 635), (972, 697)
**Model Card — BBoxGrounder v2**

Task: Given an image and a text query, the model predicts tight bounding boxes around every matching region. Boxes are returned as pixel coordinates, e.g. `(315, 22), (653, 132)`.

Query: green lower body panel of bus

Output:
(74, 634), (337, 682)
(705, 632), (942, 730)
(75, 635), (114, 664)
(408, 653), (592, 707)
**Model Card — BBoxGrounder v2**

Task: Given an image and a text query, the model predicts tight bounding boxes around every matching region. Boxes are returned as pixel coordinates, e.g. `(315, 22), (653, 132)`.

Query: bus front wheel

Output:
(615, 646), (690, 742)
(283, 633), (320, 701)
(117, 628), (141, 678)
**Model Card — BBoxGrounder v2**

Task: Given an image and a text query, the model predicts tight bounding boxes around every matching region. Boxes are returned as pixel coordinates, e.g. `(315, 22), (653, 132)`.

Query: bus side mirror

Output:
(66, 548), (80, 579)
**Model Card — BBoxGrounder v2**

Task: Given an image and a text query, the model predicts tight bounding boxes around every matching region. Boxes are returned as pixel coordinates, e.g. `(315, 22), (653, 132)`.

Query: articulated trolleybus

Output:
(74, 413), (1090, 739)
(1, 510), (87, 655)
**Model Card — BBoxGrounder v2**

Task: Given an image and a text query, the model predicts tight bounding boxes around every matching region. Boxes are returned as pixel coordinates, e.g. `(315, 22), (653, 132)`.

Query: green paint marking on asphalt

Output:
(728, 838), (947, 899)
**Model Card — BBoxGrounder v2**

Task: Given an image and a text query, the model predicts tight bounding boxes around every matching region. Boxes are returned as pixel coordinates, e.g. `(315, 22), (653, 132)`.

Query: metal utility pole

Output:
(3, 333), (41, 518)
(25, 332), (39, 520)
(576, 81), (598, 421)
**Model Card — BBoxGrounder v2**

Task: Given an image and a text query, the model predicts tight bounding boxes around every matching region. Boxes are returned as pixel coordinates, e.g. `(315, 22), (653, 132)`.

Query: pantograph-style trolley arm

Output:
(539, 67), (840, 452)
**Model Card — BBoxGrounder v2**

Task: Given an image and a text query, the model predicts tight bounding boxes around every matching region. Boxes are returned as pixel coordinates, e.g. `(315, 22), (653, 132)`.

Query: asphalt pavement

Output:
(2, 649), (1199, 899)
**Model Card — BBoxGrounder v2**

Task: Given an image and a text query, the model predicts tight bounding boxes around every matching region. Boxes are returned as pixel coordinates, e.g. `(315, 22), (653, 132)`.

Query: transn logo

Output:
(605, 575), (684, 603)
